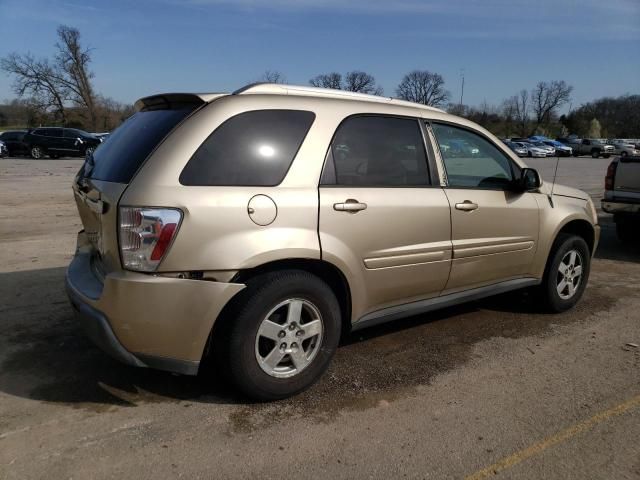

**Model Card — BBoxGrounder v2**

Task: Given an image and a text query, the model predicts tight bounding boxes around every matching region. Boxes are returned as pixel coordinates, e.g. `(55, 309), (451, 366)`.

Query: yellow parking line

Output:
(465, 393), (640, 480)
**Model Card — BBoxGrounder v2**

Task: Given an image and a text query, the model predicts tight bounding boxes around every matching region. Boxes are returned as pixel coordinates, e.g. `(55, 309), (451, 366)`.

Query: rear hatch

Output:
(72, 94), (207, 275)
(614, 155), (640, 200)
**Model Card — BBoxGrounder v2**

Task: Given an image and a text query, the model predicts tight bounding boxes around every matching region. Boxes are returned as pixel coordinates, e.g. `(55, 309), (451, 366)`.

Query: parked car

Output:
(602, 154), (640, 242)
(66, 83), (599, 400)
(609, 139), (640, 157)
(22, 127), (102, 159)
(505, 141), (527, 157)
(518, 141), (548, 157)
(542, 140), (572, 157)
(566, 138), (614, 158)
(0, 140), (8, 158)
(530, 141), (556, 156)
(0, 129), (29, 156)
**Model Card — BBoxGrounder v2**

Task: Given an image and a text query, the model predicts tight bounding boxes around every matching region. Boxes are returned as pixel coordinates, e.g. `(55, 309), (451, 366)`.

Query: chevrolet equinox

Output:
(66, 84), (600, 400)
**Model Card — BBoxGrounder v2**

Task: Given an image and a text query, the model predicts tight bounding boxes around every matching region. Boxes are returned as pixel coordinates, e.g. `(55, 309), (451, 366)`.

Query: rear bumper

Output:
(65, 237), (245, 374)
(602, 201), (640, 214)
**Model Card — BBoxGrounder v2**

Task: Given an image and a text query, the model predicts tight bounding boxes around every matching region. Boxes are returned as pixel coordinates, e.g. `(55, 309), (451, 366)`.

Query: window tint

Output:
(180, 110), (315, 186)
(64, 128), (92, 138)
(432, 123), (516, 189)
(323, 116), (429, 186)
(89, 107), (197, 183)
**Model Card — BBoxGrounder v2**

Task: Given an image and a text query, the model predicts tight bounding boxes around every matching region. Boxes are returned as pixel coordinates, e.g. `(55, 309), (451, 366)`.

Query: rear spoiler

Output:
(134, 93), (227, 112)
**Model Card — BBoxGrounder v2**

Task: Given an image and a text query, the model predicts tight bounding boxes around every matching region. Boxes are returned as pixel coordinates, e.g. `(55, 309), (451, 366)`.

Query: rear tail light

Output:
(119, 207), (182, 272)
(605, 161), (617, 191)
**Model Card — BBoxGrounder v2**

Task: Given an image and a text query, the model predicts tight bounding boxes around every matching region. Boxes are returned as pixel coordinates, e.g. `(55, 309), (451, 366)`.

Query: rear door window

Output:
(321, 115), (430, 186)
(180, 110), (315, 186)
(88, 107), (197, 183)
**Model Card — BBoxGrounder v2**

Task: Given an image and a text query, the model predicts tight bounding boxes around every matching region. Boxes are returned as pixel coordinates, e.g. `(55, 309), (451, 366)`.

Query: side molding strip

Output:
(352, 277), (540, 331)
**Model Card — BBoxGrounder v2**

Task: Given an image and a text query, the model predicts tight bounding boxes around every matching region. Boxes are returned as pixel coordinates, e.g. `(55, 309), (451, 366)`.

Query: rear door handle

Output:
(455, 200), (478, 212)
(333, 199), (367, 213)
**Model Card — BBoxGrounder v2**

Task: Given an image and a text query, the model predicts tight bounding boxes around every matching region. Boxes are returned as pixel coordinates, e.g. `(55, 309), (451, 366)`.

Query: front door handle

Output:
(455, 200), (478, 212)
(333, 199), (367, 213)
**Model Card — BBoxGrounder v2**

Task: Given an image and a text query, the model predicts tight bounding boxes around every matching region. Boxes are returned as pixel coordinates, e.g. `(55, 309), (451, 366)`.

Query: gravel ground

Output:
(1, 156), (639, 479)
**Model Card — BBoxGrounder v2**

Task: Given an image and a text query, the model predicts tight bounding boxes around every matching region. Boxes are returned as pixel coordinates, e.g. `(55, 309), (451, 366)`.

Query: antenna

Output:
(549, 149), (561, 207)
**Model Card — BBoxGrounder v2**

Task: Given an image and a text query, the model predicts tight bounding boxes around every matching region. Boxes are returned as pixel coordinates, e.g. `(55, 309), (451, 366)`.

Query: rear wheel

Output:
(216, 270), (341, 401)
(30, 146), (44, 159)
(591, 149), (600, 158)
(621, 151), (628, 157)
(537, 234), (591, 313)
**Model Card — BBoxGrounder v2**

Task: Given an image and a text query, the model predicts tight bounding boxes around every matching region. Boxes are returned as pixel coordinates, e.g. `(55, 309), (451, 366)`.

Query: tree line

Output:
(2, 26), (637, 138)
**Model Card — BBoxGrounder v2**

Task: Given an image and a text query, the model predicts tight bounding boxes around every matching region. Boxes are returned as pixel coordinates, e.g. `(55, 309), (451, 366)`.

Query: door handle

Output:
(455, 200), (478, 212)
(333, 199), (367, 213)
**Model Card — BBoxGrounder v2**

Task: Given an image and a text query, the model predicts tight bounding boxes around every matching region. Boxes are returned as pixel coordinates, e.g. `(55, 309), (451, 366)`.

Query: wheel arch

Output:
(555, 218), (596, 255)
(201, 258), (353, 366)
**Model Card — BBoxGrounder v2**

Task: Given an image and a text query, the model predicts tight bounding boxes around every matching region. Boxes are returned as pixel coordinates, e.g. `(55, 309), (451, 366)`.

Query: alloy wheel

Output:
(556, 249), (583, 300)
(255, 298), (324, 378)
(31, 147), (42, 159)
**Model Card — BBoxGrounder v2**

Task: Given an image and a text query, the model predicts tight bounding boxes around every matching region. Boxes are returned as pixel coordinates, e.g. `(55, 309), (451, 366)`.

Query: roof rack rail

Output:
(232, 83), (444, 112)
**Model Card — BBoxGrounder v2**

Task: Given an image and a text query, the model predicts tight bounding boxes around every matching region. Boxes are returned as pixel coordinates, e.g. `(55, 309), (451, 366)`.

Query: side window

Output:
(33, 129), (46, 136)
(51, 128), (63, 137)
(432, 123), (516, 189)
(323, 116), (429, 186)
(180, 110), (315, 186)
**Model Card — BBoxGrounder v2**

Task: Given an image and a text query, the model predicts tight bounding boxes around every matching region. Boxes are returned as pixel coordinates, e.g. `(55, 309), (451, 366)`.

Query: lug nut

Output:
(280, 343), (287, 350)
(289, 324), (296, 330)
(278, 330), (286, 338)
(296, 330), (304, 337)
(291, 342), (298, 349)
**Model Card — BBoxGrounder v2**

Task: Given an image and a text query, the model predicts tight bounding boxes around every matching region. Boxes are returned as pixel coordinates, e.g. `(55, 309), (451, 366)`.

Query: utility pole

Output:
(459, 69), (465, 106)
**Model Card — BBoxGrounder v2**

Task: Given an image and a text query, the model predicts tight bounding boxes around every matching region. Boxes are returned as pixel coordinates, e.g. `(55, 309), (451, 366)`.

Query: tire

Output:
(537, 234), (591, 313)
(572, 151), (579, 157)
(527, 151), (532, 157)
(216, 270), (341, 401)
(49, 153), (60, 159)
(30, 146), (44, 159)
(603, 154), (610, 158)
(591, 149), (599, 159)
(621, 151), (628, 158)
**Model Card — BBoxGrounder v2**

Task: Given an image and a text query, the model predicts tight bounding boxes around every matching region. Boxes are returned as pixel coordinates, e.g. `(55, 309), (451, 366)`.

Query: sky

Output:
(0, 0), (638, 110)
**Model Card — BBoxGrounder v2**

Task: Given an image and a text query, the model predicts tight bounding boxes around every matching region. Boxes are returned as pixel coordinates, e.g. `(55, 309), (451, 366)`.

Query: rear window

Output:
(88, 107), (196, 183)
(180, 110), (315, 186)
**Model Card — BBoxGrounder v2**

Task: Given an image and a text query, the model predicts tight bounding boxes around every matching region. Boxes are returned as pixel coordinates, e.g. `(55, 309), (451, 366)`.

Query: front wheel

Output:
(620, 151), (628, 157)
(216, 270), (341, 401)
(537, 234), (591, 313)
(30, 146), (44, 159)
(591, 149), (600, 158)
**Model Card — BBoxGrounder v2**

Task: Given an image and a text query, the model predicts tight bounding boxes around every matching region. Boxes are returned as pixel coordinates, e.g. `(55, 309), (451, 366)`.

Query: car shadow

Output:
(0, 251), (624, 417)
(594, 214), (640, 263)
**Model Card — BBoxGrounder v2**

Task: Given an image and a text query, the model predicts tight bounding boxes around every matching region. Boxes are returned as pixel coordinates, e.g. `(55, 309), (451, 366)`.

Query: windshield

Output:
(88, 107), (197, 183)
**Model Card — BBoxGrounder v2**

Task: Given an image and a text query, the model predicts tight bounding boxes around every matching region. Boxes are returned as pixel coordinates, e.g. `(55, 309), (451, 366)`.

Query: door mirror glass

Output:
(519, 168), (541, 191)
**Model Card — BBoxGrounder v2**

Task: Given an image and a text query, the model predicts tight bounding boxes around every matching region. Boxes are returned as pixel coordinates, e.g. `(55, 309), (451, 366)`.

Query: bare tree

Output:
(259, 70), (287, 84)
(504, 89), (530, 136)
(531, 80), (572, 132)
(54, 26), (97, 130)
(0, 53), (69, 124)
(343, 71), (383, 95)
(309, 72), (342, 89)
(395, 70), (450, 107)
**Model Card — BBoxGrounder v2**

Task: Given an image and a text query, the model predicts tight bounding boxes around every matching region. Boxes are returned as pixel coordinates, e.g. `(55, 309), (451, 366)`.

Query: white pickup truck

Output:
(603, 155), (640, 241)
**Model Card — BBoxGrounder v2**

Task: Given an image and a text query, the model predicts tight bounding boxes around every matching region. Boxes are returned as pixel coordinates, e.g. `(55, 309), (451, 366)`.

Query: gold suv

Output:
(66, 84), (600, 400)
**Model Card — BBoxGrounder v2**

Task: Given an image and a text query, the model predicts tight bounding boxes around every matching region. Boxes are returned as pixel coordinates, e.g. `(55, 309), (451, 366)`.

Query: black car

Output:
(0, 130), (29, 157)
(22, 127), (102, 159)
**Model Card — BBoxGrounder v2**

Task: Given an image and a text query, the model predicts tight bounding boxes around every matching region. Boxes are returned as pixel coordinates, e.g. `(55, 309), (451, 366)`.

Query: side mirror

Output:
(517, 168), (541, 191)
